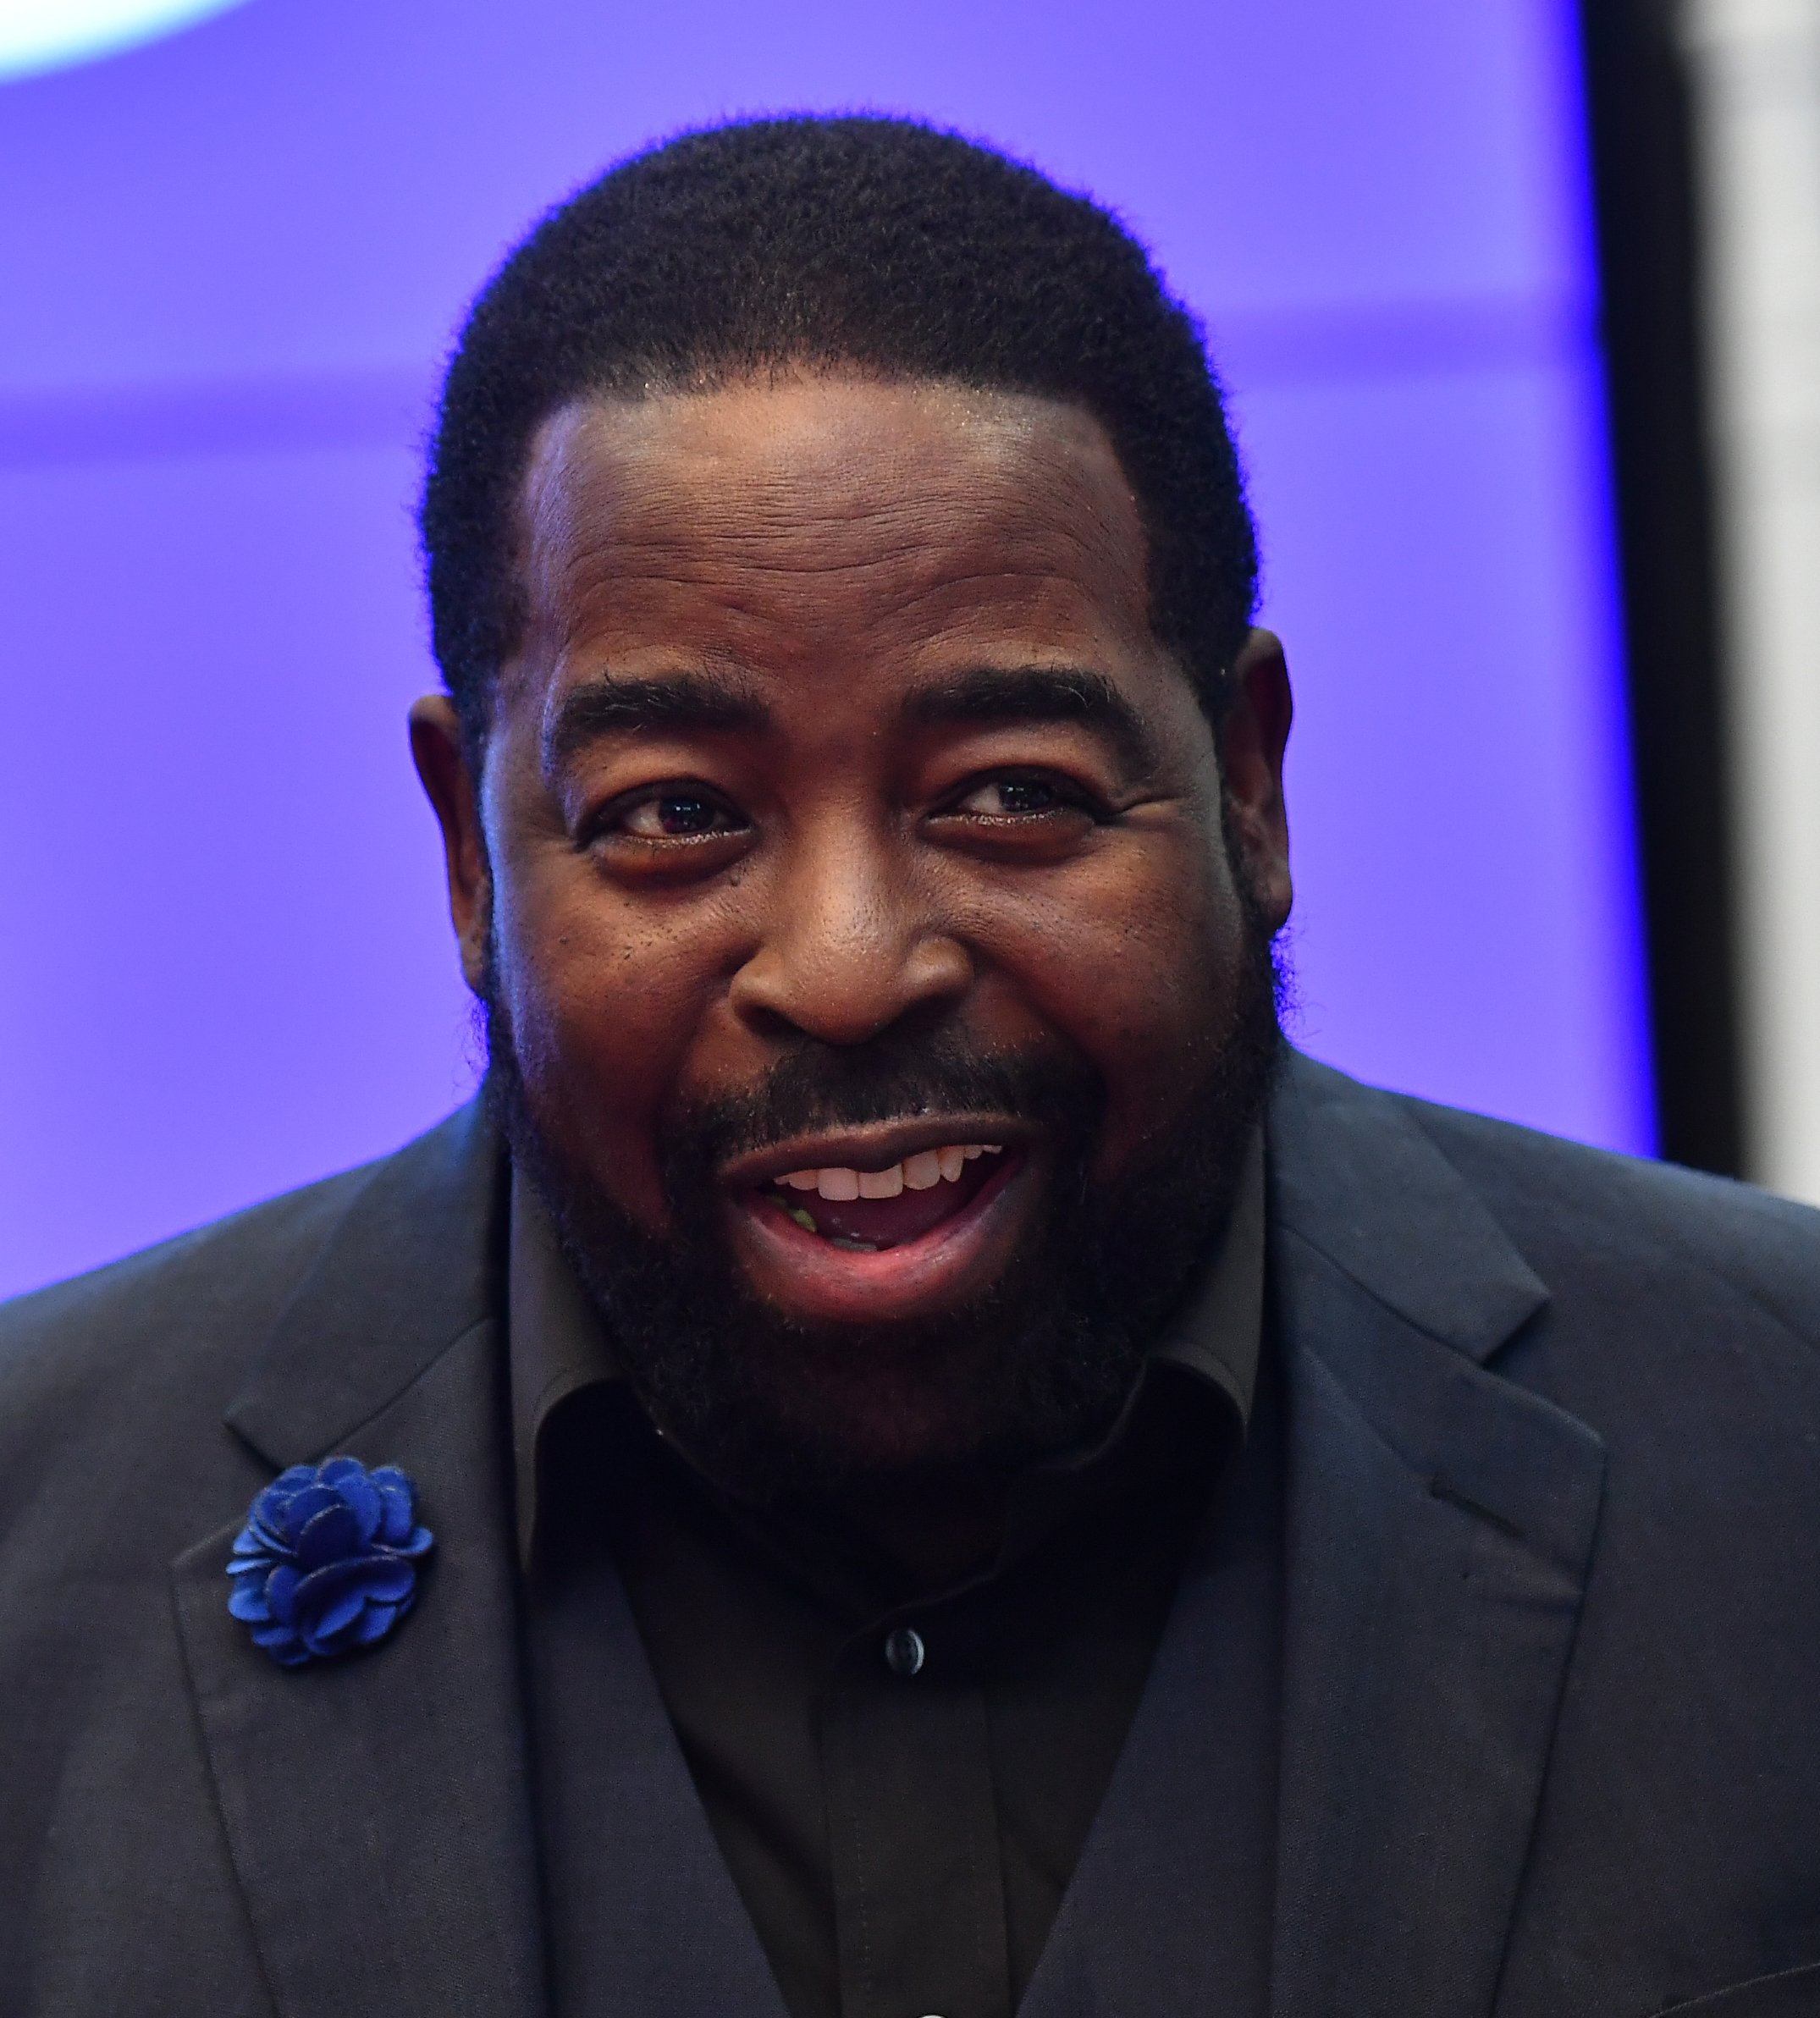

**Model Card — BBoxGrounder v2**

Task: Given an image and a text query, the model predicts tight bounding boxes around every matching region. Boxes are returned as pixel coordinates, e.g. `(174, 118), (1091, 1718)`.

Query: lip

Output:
(725, 1141), (1035, 1326)
(717, 1113), (1035, 1190)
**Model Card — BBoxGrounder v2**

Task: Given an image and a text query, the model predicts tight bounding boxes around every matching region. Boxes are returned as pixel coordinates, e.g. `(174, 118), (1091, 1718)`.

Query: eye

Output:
(943, 772), (1100, 820)
(621, 791), (736, 838)
(589, 785), (750, 847)
(958, 777), (1060, 816)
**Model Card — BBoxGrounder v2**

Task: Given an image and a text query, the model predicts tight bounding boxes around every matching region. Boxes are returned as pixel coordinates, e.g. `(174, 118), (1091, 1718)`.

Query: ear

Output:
(1216, 628), (1293, 934)
(408, 695), (493, 994)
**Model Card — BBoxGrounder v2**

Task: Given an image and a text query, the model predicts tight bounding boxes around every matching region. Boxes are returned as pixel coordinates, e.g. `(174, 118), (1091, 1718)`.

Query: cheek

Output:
(973, 826), (1247, 1172)
(489, 853), (721, 1225)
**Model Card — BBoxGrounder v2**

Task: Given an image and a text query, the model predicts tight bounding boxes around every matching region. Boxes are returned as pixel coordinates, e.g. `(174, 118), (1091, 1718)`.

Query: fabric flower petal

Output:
(360, 1558), (417, 1605)
(373, 1471), (415, 1547)
(283, 1480), (344, 1529)
(226, 1580), (270, 1624)
(226, 1457), (432, 1667)
(294, 1502), (364, 1571)
(263, 1563), (301, 1625)
(350, 1600), (403, 1646)
(296, 1565), (374, 1647)
(251, 1618), (307, 1662)
(320, 1458), (384, 1541)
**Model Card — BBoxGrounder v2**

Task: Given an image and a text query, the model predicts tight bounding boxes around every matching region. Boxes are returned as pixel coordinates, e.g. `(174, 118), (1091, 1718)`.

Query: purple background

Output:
(0, 0), (1647, 1300)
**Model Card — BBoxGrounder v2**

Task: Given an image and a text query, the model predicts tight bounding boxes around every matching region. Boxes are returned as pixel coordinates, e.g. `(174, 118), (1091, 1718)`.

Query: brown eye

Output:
(954, 776), (1074, 817)
(617, 791), (742, 840)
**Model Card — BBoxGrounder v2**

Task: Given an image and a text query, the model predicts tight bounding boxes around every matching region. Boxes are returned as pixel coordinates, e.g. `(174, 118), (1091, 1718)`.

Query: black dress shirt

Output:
(513, 1139), (1278, 2018)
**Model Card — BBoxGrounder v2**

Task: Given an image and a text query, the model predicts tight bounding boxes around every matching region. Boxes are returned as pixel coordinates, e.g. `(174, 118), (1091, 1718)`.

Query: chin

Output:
(716, 1327), (1046, 1486)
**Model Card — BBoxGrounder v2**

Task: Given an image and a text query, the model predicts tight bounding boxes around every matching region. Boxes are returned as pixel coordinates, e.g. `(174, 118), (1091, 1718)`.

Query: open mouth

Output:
(761, 1142), (1007, 1251)
(719, 1117), (1037, 1325)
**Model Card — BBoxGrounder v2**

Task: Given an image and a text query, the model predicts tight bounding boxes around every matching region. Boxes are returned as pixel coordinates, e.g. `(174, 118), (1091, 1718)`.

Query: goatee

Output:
(486, 894), (1283, 1507)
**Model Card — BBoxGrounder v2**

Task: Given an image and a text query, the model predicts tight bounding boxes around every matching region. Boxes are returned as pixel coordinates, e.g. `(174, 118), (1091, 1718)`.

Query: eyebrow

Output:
(903, 666), (1158, 775)
(543, 670), (769, 773)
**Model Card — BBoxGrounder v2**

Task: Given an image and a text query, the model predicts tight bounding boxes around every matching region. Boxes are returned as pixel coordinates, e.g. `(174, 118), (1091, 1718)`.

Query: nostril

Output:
(735, 992), (958, 1051)
(737, 998), (815, 1045)
(728, 934), (973, 1047)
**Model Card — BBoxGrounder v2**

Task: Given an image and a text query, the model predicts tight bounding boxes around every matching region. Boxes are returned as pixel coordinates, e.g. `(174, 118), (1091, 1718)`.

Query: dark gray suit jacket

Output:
(4, 1053), (1820, 2018)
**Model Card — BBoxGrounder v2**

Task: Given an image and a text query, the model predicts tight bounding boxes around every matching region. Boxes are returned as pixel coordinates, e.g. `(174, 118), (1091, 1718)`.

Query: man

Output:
(3, 116), (1818, 2018)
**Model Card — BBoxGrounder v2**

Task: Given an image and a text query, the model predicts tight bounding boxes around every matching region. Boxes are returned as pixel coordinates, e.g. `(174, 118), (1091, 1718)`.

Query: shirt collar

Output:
(1150, 1123), (1266, 1420)
(508, 1127), (1266, 1572)
(506, 1165), (620, 1569)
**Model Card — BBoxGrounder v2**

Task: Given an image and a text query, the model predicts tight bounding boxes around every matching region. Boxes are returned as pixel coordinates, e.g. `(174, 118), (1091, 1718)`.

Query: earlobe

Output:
(407, 695), (493, 990)
(1217, 629), (1293, 933)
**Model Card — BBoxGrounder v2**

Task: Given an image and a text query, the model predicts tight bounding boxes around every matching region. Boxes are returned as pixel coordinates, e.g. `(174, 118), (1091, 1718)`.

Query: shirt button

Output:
(884, 1626), (925, 1676)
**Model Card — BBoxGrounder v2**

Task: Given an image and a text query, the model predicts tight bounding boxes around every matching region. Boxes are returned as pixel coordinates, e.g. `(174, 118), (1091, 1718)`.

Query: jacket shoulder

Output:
(1391, 1079), (1820, 1343)
(2, 1163), (367, 1391)
(1277, 1050), (1820, 1368)
(0, 1107), (484, 1508)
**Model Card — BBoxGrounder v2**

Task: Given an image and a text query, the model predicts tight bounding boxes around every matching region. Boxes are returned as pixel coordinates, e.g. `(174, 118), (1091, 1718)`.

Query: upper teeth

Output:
(779, 1144), (1002, 1201)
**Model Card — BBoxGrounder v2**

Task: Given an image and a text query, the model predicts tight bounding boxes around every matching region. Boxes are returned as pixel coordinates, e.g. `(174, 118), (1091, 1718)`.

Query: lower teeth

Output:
(775, 1196), (882, 1252)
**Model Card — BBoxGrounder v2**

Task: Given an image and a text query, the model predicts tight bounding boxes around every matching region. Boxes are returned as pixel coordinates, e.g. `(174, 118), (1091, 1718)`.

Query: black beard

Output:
(486, 894), (1283, 1507)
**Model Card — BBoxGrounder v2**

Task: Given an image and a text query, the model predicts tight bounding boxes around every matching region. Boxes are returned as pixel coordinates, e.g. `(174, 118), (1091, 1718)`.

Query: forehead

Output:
(508, 375), (1160, 686)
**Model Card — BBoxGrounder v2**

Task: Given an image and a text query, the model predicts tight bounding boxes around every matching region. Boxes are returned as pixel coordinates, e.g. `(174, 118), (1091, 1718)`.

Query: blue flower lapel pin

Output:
(227, 1456), (434, 1668)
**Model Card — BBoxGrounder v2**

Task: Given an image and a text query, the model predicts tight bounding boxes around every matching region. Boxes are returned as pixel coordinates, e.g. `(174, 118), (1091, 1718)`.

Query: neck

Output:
(823, 1463), (1023, 1592)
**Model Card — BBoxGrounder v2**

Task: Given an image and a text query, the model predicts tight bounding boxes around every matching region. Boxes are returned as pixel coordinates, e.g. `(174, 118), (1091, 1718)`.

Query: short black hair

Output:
(421, 115), (1257, 753)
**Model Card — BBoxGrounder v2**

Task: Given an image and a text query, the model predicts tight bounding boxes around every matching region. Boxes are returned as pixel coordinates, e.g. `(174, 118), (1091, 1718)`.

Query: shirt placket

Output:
(821, 1619), (1012, 2018)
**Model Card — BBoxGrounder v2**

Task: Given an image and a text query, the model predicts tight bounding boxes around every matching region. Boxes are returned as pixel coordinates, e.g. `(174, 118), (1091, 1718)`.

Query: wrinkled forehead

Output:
(505, 374), (1160, 684)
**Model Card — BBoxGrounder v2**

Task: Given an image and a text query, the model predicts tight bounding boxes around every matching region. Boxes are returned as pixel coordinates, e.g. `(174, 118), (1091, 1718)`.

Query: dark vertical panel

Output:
(1578, 0), (1745, 1174)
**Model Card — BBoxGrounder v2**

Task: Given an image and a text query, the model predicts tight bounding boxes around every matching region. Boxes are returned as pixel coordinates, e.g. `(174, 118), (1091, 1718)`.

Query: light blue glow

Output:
(0, 0), (251, 81)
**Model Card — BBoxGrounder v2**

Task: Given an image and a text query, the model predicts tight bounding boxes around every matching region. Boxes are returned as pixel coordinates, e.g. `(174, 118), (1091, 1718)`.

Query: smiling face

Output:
(411, 372), (1292, 1495)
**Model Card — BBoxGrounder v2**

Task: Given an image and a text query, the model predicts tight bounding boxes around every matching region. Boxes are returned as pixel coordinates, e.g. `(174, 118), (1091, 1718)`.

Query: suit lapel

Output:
(171, 1105), (544, 2018)
(531, 1541), (794, 2018)
(1015, 1374), (1283, 2018)
(1266, 1057), (1607, 2018)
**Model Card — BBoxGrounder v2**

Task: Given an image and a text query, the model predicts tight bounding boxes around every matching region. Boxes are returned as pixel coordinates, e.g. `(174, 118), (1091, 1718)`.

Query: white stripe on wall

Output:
(1683, 0), (1820, 1202)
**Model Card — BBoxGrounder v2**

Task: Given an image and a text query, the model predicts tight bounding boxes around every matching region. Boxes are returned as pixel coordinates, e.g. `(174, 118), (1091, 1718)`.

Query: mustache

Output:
(660, 1031), (1105, 1172)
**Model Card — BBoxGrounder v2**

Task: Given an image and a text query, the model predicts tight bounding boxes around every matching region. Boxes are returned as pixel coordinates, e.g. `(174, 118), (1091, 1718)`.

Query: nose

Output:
(727, 832), (972, 1046)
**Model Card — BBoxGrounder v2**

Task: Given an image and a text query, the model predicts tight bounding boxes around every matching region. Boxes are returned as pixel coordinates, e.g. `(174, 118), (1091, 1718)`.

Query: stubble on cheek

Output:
(476, 835), (676, 1234)
(1060, 811), (1254, 1184)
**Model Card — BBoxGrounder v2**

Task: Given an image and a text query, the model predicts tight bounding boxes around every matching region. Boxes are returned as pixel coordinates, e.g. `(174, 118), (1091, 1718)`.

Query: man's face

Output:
(413, 373), (1292, 1493)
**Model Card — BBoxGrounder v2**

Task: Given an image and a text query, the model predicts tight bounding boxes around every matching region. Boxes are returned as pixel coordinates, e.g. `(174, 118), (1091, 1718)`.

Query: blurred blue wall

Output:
(0, 0), (1649, 1298)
